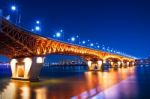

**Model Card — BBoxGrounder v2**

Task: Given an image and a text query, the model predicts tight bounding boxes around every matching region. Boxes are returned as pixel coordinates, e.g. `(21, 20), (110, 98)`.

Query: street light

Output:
(36, 20), (40, 24)
(82, 41), (86, 44)
(10, 5), (17, 24)
(90, 43), (94, 47)
(53, 29), (64, 40)
(35, 26), (40, 31)
(10, 5), (21, 24)
(60, 29), (63, 32)
(31, 20), (41, 33)
(56, 32), (61, 38)
(11, 5), (16, 11)
(71, 37), (75, 42)
(76, 35), (79, 38)
(102, 45), (105, 50)
(107, 47), (110, 52)
(31, 29), (34, 32)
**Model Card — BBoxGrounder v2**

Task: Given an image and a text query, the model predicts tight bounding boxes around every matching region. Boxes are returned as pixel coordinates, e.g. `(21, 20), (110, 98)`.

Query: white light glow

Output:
(82, 41), (86, 44)
(37, 57), (44, 63)
(60, 29), (63, 32)
(103, 59), (106, 63)
(11, 5), (16, 11)
(110, 62), (114, 66)
(118, 61), (121, 66)
(118, 62), (121, 67)
(56, 32), (61, 37)
(35, 88), (47, 99)
(31, 29), (34, 31)
(36, 20), (40, 24)
(10, 59), (17, 78)
(98, 60), (102, 66)
(71, 37), (75, 41)
(87, 61), (92, 67)
(35, 26), (40, 31)
(132, 62), (135, 66)
(21, 86), (30, 99)
(23, 58), (32, 78)
(90, 43), (94, 46)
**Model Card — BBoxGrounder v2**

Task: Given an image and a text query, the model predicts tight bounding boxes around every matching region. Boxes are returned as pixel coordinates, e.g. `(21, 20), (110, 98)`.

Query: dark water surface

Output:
(0, 65), (150, 99)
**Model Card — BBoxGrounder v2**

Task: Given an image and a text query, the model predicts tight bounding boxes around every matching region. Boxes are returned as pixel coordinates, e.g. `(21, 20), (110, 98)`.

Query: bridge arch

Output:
(0, 18), (135, 81)
(103, 55), (124, 68)
(103, 55), (123, 63)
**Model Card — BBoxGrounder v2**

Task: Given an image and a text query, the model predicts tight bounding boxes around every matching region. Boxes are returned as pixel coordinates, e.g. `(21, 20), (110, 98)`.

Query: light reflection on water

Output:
(0, 67), (136, 99)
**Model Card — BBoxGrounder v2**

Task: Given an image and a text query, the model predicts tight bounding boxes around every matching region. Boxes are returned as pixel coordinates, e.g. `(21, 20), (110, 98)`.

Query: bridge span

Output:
(0, 18), (135, 81)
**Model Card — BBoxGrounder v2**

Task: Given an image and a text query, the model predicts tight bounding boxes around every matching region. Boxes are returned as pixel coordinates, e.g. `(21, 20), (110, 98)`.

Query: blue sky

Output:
(0, 0), (150, 58)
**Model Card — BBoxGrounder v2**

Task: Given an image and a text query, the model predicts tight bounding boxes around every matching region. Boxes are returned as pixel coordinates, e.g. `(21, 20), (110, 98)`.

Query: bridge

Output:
(0, 17), (135, 81)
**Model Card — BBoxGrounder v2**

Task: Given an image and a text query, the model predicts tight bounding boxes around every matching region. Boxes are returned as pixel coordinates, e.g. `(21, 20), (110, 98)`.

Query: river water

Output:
(0, 65), (150, 99)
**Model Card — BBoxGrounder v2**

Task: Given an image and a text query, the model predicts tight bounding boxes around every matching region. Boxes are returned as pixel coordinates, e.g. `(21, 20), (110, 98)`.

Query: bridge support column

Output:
(118, 61), (122, 68)
(122, 62), (129, 68)
(126, 62), (129, 67)
(129, 61), (135, 66)
(110, 62), (115, 68)
(10, 56), (44, 81)
(87, 60), (102, 71)
(121, 62), (126, 68)
(87, 61), (92, 70)
(101, 59), (109, 70)
(97, 60), (103, 70)
(132, 62), (135, 66)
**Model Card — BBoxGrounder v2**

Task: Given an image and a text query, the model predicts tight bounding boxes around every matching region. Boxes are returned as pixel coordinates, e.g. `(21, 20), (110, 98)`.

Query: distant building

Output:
(43, 55), (86, 67)
(136, 56), (150, 65)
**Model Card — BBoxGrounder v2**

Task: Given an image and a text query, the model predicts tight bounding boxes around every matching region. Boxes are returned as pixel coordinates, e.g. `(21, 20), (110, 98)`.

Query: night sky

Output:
(0, 0), (150, 58)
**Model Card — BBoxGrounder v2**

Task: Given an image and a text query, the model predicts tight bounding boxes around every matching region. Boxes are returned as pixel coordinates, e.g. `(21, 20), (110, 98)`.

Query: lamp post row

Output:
(2, 4), (135, 59)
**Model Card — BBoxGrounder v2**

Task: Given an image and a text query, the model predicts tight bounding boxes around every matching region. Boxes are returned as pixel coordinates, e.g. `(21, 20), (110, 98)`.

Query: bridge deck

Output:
(0, 17), (134, 62)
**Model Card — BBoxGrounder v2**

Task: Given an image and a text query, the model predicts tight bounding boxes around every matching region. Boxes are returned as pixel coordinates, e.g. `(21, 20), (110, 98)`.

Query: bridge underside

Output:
(0, 18), (37, 58)
(0, 33), (31, 58)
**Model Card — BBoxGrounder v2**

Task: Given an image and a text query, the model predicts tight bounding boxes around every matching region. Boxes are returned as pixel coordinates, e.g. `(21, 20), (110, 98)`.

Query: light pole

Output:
(11, 5), (17, 24)
(10, 5), (21, 25)
(33, 20), (42, 34)
(53, 29), (64, 41)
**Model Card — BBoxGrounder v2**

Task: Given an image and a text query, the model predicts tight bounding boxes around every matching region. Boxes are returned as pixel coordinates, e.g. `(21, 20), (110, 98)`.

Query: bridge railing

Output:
(0, 16), (104, 51)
